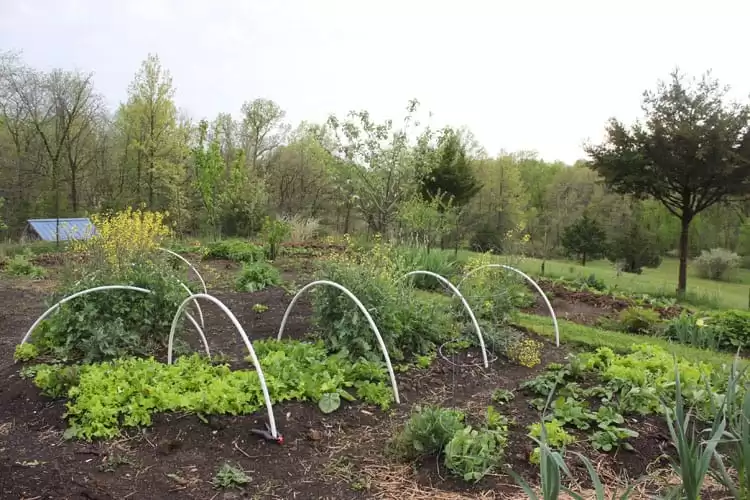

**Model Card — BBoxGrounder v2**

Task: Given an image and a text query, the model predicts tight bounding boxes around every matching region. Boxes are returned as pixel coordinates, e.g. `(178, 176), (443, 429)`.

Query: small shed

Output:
(22, 218), (96, 242)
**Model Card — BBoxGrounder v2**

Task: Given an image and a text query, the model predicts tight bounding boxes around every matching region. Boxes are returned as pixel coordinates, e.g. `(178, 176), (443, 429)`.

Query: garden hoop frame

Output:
(158, 248), (208, 295)
(167, 293), (278, 439)
(458, 264), (559, 347)
(397, 270), (488, 368)
(19, 285), (209, 356)
(276, 280), (400, 404)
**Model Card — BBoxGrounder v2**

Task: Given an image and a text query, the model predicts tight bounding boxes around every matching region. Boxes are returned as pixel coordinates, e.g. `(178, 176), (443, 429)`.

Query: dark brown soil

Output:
(0, 260), (677, 499)
(523, 279), (684, 327)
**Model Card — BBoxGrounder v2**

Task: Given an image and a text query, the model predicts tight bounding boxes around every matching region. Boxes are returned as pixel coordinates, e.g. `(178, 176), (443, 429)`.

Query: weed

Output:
(491, 388), (515, 405)
(252, 303), (269, 314)
(6, 252), (46, 279)
(212, 462), (251, 489)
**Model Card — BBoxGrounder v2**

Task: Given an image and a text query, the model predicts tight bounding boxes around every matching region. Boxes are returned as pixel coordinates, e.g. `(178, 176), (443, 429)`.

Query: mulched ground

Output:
(0, 258), (681, 499)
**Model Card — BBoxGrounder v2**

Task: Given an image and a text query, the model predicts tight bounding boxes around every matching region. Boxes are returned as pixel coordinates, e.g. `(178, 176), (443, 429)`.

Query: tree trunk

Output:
(581, 253), (587, 267)
(677, 214), (692, 296)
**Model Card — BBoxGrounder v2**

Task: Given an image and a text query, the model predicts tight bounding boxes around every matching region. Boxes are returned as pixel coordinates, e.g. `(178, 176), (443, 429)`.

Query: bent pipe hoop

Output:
(20, 285), (209, 356)
(458, 264), (560, 347)
(158, 248), (208, 295)
(276, 280), (400, 404)
(167, 293), (278, 439)
(397, 271), (488, 368)
(178, 282), (205, 329)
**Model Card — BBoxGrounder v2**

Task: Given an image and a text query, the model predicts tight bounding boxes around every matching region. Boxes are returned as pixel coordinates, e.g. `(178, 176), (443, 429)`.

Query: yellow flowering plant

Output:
(72, 207), (172, 275)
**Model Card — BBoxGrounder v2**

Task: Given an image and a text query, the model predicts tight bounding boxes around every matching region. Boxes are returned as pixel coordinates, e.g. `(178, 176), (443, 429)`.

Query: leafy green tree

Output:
(561, 214), (607, 266)
(585, 70), (750, 294)
(419, 127), (480, 207)
(119, 54), (179, 209)
(327, 99), (423, 234)
(192, 119), (225, 236)
(606, 205), (662, 274)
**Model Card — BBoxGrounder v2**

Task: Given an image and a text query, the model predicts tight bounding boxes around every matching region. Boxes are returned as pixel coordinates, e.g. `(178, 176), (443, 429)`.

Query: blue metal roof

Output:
(27, 218), (96, 241)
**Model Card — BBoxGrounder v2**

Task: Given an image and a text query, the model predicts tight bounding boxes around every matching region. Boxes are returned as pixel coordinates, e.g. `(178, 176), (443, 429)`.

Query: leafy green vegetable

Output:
(33, 340), (392, 440)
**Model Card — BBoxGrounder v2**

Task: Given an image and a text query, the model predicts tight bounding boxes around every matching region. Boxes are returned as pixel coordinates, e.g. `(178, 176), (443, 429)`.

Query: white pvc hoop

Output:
(397, 271), (488, 368)
(178, 282), (205, 329)
(276, 280), (400, 404)
(167, 293), (278, 439)
(159, 248), (208, 295)
(19, 285), (210, 357)
(458, 264), (560, 347)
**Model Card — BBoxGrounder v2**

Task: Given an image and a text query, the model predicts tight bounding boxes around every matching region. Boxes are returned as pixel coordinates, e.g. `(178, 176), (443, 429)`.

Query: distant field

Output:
(510, 256), (749, 310)
(450, 250), (750, 311)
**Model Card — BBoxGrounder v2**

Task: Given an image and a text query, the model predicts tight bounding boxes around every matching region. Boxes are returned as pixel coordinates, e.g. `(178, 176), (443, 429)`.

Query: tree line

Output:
(2, 52), (750, 293)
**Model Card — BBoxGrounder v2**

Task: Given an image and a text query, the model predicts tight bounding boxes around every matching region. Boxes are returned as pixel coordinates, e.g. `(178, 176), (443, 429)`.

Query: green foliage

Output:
(444, 425), (508, 482)
(6, 252), (46, 279)
(708, 310), (750, 350)
(695, 248), (740, 281)
(585, 70), (750, 294)
(212, 463), (250, 489)
(14, 343), (39, 362)
(260, 216), (290, 260)
(235, 261), (281, 292)
(528, 419), (575, 464)
(663, 363), (725, 500)
(252, 303), (269, 313)
(203, 239), (264, 263)
(607, 217), (662, 274)
(193, 119), (225, 233)
(392, 247), (459, 290)
(313, 251), (454, 362)
(711, 359), (750, 499)
(617, 307), (661, 334)
(34, 260), (186, 363)
(491, 388), (515, 405)
(33, 340), (392, 440)
(591, 426), (638, 452)
(388, 406), (465, 460)
(33, 364), (83, 398)
(662, 313), (724, 351)
(549, 396), (595, 430)
(561, 214), (607, 266)
(419, 127), (481, 208)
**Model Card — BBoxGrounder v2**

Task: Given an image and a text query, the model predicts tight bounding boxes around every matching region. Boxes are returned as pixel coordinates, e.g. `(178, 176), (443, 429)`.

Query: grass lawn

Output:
(451, 250), (750, 311)
(516, 312), (745, 369)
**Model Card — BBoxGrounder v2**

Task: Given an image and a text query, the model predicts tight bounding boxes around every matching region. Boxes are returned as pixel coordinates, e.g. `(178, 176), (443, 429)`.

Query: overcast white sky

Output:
(1, 0), (748, 163)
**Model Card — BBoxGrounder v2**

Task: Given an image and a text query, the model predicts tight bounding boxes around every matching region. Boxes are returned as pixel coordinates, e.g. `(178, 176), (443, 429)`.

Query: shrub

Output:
(388, 406), (465, 459)
(708, 310), (750, 350)
(203, 239), (264, 263)
(314, 259), (453, 361)
(235, 262), (281, 292)
(606, 222), (662, 274)
(260, 216), (290, 260)
(6, 253), (46, 279)
(314, 240), (454, 361)
(694, 248), (740, 281)
(392, 247), (460, 291)
(618, 307), (661, 334)
(460, 254), (527, 325)
(561, 214), (607, 266)
(71, 207), (171, 275)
